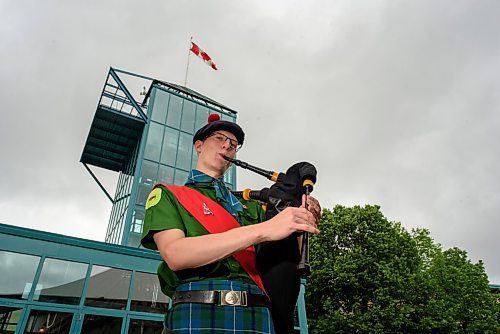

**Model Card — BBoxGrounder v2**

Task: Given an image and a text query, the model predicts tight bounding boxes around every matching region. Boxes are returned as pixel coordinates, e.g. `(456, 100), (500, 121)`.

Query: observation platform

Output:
(80, 68), (148, 173)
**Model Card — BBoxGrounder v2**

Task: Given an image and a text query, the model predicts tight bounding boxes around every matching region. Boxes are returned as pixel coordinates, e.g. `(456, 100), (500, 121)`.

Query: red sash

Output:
(160, 184), (267, 294)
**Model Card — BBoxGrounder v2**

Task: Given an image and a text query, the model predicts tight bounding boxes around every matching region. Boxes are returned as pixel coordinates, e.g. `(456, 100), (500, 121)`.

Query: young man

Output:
(141, 115), (321, 333)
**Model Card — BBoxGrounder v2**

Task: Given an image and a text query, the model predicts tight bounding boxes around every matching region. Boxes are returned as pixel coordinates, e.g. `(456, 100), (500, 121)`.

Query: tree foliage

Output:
(306, 205), (499, 333)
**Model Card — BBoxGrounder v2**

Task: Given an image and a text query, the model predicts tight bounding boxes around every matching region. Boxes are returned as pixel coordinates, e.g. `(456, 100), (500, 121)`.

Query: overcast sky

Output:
(1, 0), (499, 283)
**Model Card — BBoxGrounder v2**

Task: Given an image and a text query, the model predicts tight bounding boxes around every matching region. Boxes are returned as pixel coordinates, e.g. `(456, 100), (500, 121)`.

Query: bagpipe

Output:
(224, 156), (317, 334)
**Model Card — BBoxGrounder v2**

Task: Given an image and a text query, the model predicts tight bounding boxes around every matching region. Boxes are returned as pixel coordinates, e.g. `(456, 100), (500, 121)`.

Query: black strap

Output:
(172, 290), (270, 308)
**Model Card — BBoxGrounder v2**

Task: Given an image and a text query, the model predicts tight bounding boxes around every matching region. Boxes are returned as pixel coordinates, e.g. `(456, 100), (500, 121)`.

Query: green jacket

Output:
(141, 183), (266, 297)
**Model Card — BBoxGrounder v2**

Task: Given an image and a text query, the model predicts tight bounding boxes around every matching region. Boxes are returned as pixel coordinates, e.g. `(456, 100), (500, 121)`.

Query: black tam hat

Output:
(192, 114), (245, 145)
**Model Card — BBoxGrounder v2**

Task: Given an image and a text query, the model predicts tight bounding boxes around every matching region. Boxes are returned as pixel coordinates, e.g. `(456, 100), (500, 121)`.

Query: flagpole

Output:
(184, 36), (192, 87)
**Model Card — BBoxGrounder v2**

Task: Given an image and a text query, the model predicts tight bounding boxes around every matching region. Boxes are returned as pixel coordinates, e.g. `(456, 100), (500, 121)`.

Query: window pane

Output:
(85, 266), (131, 309)
(23, 310), (73, 334)
(130, 272), (168, 313)
(151, 89), (169, 124)
(176, 132), (192, 171)
(131, 209), (144, 234)
(174, 170), (189, 185)
(128, 318), (163, 334)
(36, 258), (88, 305)
(223, 166), (235, 187)
(0, 306), (23, 333)
(166, 94), (182, 128)
(144, 122), (164, 162)
(195, 106), (209, 132)
(221, 112), (235, 122)
(158, 164), (174, 184)
(81, 314), (122, 334)
(137, 160), (158, 206)
(180, 100), (196, 134)
(160, 127), (179, 166)
(128, 209), (144, 247)
(0, 251), (40, 300)
(191, 148), (198, 170)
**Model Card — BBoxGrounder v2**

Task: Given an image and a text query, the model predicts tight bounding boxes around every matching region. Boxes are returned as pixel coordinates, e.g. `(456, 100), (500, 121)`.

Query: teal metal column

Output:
(297, 279), (309, 333)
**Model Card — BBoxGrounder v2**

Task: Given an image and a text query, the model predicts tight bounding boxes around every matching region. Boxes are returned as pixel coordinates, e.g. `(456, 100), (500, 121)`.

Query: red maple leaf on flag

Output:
(190, 42), (218, 70)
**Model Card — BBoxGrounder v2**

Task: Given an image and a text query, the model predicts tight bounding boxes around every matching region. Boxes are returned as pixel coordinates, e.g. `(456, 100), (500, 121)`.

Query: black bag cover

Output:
(256, 162), (316, 333)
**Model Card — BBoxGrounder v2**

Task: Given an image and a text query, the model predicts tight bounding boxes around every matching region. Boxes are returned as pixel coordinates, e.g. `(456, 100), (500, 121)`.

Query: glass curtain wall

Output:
(35, 258), (88, 305)
(127, 86), (237, 247)
(0, 306), (23, 333)
(105, 144), (140, 244)
(23, 310), (73, 333)
(0, 250), (168, 333)
(0, 251), (40, 300)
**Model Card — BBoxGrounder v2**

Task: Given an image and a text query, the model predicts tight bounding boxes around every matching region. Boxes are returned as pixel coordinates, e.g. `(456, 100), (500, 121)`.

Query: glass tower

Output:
(81, 68), (238, 247)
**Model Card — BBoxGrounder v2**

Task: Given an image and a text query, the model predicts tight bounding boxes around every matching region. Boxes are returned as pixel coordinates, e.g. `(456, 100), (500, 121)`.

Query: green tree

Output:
(422, 248), (499, 333)
(306, 205), (499, 333)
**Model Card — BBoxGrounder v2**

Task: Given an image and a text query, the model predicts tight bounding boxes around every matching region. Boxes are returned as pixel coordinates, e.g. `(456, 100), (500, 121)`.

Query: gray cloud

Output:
(1, 0), (499, 282)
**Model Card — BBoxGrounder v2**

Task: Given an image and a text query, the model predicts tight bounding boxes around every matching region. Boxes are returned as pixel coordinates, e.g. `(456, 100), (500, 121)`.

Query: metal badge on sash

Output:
(203, 203), (213, 215)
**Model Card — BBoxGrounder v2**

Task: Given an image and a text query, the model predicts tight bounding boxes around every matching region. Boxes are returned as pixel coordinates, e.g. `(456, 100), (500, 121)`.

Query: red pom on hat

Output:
(208, 114), (220, 123)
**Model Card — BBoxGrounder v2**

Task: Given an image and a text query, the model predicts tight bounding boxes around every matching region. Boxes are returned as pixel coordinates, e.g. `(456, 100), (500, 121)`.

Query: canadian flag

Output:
(190, 42), (218, 70)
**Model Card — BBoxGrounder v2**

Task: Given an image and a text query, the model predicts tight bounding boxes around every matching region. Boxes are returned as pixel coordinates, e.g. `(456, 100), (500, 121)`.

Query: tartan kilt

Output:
(165, 280), (276, 334)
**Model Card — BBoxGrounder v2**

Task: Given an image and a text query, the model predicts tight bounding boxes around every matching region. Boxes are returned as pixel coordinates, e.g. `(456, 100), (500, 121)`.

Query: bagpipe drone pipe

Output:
(224, 156), (317, 334)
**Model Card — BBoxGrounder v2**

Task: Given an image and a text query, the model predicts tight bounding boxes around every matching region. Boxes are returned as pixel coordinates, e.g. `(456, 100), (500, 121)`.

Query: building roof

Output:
(151, 79), (238, 115)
